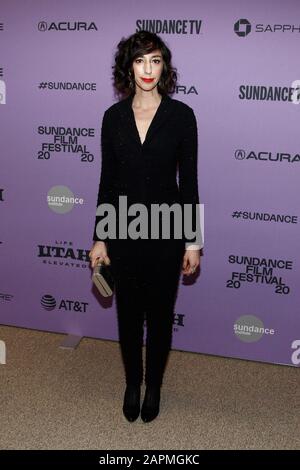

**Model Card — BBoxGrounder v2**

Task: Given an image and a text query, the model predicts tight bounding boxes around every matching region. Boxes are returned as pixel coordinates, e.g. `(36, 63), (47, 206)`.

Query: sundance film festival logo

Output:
(38, 125), (95, 161)
(41, 294), (88, 313)
(234, 315), (275, 343)
(227, 254), (292, 294)
(235, 148), (300, 163)
(234, 18), (300, 36)
(38, 21), (98, 31)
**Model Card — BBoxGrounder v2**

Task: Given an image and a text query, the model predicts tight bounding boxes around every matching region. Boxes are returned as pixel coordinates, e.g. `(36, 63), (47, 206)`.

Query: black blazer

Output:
(92, 93), (200, 248)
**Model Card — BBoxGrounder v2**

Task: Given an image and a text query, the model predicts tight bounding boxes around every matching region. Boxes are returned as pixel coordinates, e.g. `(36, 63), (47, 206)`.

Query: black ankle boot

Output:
(141, 385), (161, 423)
(122, 384), (141, 422)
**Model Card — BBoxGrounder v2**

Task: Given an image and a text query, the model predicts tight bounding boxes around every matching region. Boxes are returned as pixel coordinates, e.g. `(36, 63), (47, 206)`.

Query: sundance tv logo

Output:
(136, 19), (203, 35)
(38, 21), (98, 31)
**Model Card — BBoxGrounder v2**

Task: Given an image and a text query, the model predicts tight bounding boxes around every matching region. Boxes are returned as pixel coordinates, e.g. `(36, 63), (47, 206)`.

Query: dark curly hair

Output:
(112, 30), (177, 99)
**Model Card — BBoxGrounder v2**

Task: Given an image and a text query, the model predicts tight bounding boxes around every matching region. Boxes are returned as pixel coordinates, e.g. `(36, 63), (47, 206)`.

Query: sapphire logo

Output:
(234, 19), (251, 37)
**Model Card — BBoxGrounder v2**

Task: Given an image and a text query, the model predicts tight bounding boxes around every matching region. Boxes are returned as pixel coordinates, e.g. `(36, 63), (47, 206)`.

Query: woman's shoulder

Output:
(170, 96), (195, 117)
(101, 95), (132, 122)
(103, 101), (121, 117)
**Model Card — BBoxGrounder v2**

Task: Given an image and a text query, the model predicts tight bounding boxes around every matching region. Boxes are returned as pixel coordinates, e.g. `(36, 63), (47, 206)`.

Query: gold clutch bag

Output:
(92, 262), (114, 297)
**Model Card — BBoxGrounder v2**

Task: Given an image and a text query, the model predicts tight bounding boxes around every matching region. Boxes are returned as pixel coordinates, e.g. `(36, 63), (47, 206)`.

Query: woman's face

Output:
(131, 49), (164, 92)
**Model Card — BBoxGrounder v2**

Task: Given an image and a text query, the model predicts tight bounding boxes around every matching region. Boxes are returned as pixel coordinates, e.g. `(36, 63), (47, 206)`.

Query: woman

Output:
(89, 30), (203, 423)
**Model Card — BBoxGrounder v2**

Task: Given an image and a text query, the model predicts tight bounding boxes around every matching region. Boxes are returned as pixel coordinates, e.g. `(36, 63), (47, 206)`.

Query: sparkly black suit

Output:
(92, 92), (200, 386)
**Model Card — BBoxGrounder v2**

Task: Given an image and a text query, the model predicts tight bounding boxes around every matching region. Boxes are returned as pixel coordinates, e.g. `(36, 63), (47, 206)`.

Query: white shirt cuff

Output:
(185, 243), (202, 250)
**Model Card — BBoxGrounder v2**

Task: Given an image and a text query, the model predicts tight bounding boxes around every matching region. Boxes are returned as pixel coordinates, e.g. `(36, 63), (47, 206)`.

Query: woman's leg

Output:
(143, 244), (184, 387)
(114, 276), (145, 386)
(109, 242), (146, 386)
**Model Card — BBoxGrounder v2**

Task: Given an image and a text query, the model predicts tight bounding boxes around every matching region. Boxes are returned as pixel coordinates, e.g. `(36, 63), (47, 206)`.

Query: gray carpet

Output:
(0, 325), (299, 450)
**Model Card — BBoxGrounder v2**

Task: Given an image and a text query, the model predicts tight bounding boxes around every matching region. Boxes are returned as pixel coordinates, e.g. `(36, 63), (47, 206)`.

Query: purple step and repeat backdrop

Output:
(1, 0), (300, 367)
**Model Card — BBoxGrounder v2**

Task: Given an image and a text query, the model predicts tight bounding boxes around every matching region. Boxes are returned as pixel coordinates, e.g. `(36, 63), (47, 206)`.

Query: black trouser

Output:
(107, 239), (185, 387)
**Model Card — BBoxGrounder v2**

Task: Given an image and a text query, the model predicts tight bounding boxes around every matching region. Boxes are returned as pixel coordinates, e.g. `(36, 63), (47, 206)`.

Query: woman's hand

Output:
(182, 249), (201, 275)
(89, 241), (111, 268)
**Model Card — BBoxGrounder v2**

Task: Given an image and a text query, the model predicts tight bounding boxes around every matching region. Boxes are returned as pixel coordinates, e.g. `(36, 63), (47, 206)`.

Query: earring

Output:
(128, 71), (134, 89)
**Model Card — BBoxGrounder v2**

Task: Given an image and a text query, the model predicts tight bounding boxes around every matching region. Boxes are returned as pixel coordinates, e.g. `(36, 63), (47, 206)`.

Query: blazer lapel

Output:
(118, 93), (174, 148)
